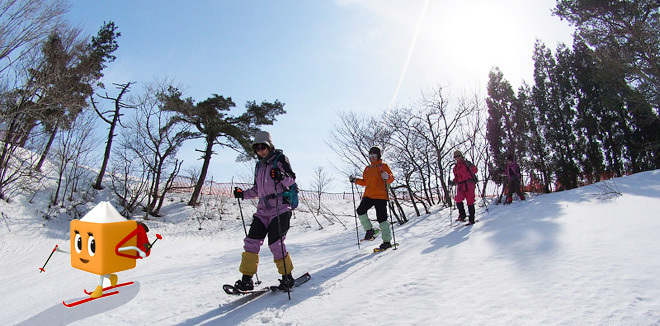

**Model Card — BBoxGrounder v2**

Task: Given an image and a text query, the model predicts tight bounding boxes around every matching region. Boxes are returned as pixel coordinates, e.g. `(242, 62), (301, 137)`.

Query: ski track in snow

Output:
(1, 170), (659, 325)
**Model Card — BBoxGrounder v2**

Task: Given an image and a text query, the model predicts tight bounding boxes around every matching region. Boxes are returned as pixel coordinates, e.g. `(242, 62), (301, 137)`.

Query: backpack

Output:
(272, 152), (299, 210)
(465, 160), (478, 183)
(115, 222), (151, 259)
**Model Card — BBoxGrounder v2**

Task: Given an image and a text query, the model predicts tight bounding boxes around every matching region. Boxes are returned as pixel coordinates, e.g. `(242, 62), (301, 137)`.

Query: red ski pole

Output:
(39, 245), (58, 273)
(146, 234), (162, 251)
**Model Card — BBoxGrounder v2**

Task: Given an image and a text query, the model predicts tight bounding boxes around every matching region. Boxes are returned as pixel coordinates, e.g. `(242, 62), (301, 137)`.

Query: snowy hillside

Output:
(1, 170), (659, 325)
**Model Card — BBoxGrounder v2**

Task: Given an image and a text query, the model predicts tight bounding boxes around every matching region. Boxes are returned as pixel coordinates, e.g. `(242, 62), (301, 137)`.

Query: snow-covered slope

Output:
(2, 171), (659, 325)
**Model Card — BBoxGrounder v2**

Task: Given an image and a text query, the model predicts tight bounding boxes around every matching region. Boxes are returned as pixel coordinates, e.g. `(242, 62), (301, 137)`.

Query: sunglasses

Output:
(254, 144), (269, 151)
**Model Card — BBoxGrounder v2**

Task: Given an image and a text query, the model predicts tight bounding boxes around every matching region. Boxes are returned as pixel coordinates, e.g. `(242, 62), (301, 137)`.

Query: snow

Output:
(1, 170), (659, 325)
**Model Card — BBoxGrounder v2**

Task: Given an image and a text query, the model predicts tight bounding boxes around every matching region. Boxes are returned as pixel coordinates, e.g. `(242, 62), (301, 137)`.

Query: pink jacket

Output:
(453, 160), (477, 185)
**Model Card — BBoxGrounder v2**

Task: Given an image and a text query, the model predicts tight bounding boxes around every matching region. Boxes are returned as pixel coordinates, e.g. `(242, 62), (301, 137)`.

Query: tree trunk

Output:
(35, 122), (59, 172)
(93, 110), (119, 190)
(93, 82), (133, 190)
(188, 135), (215, 206)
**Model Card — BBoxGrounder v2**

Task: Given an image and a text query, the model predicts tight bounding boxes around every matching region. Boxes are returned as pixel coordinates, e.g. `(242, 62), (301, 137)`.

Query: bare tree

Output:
(92, 82), (136, 190)
(108, 140), (150, 217)
(457, 90), (491, 202)
(192, 186), (228, 230)
(387, 107), (434, 215)
(309, 166), (333, 213)
(128, 80), (188, 217)
(0, 0), (67, 75)
(50, 109), (98, 207)
(0, 132), (41, 202)
(0, 89), (44, 201)
(326, 111), (392, 177)
(410, 86), (478, 208)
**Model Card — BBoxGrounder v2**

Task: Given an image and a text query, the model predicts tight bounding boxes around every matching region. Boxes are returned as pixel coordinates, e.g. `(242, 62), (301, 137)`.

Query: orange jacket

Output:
(355, 160), (394, 200)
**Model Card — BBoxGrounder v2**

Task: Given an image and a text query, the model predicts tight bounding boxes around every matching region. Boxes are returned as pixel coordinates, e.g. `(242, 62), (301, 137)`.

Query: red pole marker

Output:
(39, 245), (58, 273)
(146, 234), (162, 251)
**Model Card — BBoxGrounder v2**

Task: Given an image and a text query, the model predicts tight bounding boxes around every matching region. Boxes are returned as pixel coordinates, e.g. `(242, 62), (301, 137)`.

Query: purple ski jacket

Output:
(242, 150), (296, 221)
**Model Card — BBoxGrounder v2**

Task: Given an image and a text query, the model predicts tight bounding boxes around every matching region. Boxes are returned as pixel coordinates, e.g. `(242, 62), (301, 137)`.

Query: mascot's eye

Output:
(88, 235), (96, 256)
(74, 234), (82, 254)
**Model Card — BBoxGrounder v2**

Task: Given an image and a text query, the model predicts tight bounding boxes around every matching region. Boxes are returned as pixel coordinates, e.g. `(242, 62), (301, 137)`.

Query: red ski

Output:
(62, 291), (119, 307)
(83, 281), (134, 295)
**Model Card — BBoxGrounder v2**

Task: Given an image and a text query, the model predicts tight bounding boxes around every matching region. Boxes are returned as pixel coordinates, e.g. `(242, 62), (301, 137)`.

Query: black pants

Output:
(507, 179), (524, 198)
(247, 211), (292, 245)
(356, 197), (388, 223)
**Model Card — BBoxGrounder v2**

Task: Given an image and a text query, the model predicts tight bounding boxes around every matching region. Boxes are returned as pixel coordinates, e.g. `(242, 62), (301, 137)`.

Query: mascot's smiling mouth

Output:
(80, 258), (89, 264)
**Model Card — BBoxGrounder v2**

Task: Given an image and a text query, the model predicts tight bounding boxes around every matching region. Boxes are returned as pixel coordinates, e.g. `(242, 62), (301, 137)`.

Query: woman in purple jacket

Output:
(504, 154), (526, 204)
(233, 131), (297, 291)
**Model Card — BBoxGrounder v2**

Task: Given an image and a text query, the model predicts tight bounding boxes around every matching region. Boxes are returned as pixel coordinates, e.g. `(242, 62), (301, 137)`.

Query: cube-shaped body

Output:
(70, 219), (137, 275)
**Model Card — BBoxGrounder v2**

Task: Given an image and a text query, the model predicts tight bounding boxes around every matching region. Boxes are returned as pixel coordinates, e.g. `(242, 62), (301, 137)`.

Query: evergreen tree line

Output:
(488, 0), (659, 192)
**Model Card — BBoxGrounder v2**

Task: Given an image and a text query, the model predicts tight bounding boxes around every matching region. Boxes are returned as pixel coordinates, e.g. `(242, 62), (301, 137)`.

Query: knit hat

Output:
(252, 131), (275, 152)
(453, 150), (463, 158)
(369, 146), (381, 160)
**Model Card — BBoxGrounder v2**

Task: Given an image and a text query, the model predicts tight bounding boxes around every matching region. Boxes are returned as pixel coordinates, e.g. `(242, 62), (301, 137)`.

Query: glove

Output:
(233, 187), (244, 199)
(270, 168), (283, 181)
(381, 172), (389, 180)
(349, 176), (357, 183)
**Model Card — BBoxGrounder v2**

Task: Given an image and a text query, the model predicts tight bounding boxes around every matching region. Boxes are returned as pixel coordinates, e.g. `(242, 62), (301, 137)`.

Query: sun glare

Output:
(417, 1), (530, 85)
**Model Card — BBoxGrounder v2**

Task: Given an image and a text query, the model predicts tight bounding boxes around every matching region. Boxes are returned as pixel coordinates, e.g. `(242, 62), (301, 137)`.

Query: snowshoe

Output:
(234, 275), (254, 291)
(360, 228), (380, 242)
(277, 274), (295, 291)
(363, 229), (376, 241)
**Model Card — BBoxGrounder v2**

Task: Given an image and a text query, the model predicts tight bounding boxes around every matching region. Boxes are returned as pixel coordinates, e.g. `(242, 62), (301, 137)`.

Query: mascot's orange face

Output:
(70, 220), (137, 275)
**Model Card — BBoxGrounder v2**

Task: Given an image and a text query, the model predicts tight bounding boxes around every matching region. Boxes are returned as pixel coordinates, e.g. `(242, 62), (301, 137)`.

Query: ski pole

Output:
(39, 245), (59, 273)
(350, 180), (360, 249)
(145, 234), (163, 251)
(273, 180), (291, 300)
(448, 176), (453, 227)
(383, 176), (397, 250)
(448, 164), (455, 227)
(235, 187), (261, 285)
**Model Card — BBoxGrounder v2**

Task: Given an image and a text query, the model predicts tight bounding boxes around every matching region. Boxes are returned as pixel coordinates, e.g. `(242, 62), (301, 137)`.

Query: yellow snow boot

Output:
(90, 285), (103, 298)
(239, 252), (259, 276)
(109, 274), (118, 287)
(274, 253), (294, 276)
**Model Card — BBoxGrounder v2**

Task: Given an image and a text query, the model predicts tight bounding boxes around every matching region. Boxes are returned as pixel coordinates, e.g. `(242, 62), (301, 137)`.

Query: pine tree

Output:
(159, 88), (285, 206)
(532, 41), (580, 190)
(486, 68), (515, 183)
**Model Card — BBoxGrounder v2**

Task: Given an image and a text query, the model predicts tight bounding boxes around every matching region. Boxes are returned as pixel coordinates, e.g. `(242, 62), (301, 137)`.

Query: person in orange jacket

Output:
(450, 150), (478, 225)
(349, 146), (395, 250)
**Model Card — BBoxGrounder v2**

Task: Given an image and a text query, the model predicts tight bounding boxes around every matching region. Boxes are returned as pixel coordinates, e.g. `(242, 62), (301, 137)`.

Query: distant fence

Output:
(169, 172), (587, 203)
(168, 177), (355, 201)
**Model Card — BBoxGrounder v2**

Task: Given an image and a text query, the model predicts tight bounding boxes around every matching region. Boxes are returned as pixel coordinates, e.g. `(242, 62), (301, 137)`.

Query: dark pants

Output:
(247, 211), (292, 246)
(506, 178), (525, 203)
(356, 197), (388, 223)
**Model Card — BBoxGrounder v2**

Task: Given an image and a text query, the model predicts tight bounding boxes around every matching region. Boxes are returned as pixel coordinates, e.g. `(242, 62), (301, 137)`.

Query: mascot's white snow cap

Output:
(80, 201), (127, 223)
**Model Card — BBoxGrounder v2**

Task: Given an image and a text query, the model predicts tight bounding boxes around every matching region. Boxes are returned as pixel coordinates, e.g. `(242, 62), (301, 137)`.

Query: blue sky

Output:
(65, 0), (574, 192)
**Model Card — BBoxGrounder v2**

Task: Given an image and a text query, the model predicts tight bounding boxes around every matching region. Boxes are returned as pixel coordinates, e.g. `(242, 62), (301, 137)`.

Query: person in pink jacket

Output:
(450, 150), (478, 224)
